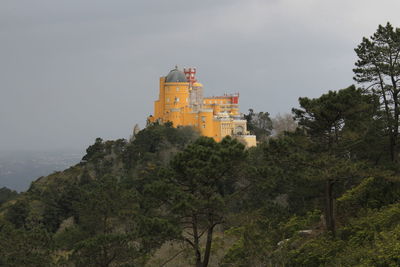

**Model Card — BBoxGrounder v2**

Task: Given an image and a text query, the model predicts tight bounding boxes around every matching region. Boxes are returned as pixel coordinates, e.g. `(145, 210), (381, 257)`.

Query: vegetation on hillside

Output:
(0, 187), (18, 205)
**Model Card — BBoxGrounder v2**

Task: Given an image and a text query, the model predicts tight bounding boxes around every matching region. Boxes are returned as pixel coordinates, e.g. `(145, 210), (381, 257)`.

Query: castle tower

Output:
(148, 67), (256, 147)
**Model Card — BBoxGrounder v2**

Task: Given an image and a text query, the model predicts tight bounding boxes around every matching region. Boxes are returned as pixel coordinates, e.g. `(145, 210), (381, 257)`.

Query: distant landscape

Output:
(0, 150), (83, 192)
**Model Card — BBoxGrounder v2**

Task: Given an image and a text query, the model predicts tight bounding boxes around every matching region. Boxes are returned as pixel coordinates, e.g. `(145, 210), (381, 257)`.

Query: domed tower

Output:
(151, 66), (203, 127)
(165, 66), (187, 83)
(164, 66), (189, 109)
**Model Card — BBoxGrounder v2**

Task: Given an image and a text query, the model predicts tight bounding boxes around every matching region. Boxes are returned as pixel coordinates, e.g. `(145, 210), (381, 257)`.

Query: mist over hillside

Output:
(0, 150), (83, 191)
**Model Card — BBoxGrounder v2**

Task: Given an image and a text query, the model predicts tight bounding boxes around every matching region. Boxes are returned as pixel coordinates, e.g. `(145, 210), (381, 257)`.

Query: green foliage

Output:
(353, 22), (400, 162)
(287, 235), (345, 267)
(82, 137), (105, 162)
(342, 203), (400, 240)
(220, 235), (248, 267)
(281, 210), (321, 235)
(41, 180), (81, 232)
(0, 187), (18, 206)
(0, 219), (53, 267)
(70, 233), (147, 267)
(146, 136), (246, 266)
(60, 174), (179, 266)
(338, 175), (400, 215)
(122, 123), (199, 170)
(4, 199), (30, 228)
(244, 109), (273, 141)
(293, 85), (382, 160)
(221, 59), (400, 265)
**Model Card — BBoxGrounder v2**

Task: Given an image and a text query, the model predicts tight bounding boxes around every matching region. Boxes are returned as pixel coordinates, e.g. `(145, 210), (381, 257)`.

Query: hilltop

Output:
(1, 116), (400, 266)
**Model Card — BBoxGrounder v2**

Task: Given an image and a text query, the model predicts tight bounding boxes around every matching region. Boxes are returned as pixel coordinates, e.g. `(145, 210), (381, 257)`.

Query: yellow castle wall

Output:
(163, 83), (190, 113)
(197, 110), (215, 137)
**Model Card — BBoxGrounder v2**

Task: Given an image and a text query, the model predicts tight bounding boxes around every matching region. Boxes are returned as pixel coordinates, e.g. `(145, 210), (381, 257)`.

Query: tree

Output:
(123, 123), (197, 162)
(147, 136), (246, 267)
(81, 137), (105, 162)
(292, 85), (380, 159)
(353, 22), (400, 162)
(63, 175), (178, 266)
(0, 220), (53, 267)
(291, 86), (377, 235)
(305, 154), (360, 236)
(271, 113), (297, 136)
(244, 109), (273, 141)
(0, 187), (18, 206)
(5, 199), (30, 229)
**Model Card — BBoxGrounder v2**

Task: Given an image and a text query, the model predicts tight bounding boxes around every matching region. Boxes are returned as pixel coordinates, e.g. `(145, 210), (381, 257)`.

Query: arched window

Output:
(235, 126), (244, 135)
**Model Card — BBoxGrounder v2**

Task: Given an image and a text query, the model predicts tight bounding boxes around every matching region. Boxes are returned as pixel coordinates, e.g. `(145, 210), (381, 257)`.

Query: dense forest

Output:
(1, 22), (400, 266)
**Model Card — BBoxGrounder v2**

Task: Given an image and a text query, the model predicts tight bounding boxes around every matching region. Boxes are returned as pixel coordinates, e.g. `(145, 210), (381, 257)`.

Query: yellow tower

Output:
(148, 67), (256, 147)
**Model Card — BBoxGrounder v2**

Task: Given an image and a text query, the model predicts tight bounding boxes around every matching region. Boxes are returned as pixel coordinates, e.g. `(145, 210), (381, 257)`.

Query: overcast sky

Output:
(1, 0), (400, 152)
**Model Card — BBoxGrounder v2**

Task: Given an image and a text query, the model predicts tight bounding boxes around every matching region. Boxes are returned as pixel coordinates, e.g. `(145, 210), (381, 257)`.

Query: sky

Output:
(1, 0), (400, 151)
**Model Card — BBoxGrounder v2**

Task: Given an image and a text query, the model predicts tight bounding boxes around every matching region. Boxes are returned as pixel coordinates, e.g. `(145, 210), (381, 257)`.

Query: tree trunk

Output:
(202, 224), (215, 267)
(325, 179), (335, 236)
(192, 214), (202, 267)
(377, 72), (395, 162)
(392, 90), (399, 163)
(389, 43), (399, 162)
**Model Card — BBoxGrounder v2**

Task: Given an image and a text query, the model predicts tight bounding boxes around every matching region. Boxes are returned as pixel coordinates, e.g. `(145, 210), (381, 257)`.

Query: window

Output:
(166, 98), (170, 102)
(175, 97), (180, 102)
(201, 116), (206, 122)
(186, 98), (188, 103)
(203, 124), (206, 128)
(176, 87), (179, 92)
(235, 126), (244, 135)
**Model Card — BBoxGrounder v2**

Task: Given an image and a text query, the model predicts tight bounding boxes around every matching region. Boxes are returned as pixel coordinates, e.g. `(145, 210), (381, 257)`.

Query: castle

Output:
(148, 67), (256, 147)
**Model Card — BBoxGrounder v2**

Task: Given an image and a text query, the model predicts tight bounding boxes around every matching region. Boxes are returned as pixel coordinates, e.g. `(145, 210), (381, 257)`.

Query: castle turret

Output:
(148, 66), (256, 147)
